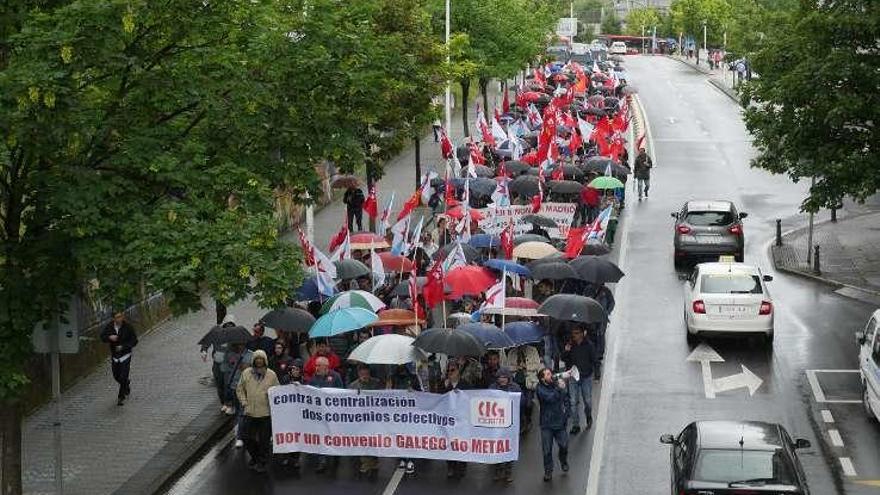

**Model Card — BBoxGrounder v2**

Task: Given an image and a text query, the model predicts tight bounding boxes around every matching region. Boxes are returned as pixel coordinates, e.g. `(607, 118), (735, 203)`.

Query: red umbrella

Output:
(378, 252), (414, 273)
(350, 232), (390, 250)
(505, 297), (539, 309)
(445, 266), (496, 298)
(446, 205), (484, 221)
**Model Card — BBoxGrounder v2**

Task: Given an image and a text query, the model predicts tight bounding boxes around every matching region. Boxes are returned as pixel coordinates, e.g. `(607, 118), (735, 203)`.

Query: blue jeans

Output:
(637, 178), (650, 197)
(540, 427), (569, 473)
(569, 377), (593, 426)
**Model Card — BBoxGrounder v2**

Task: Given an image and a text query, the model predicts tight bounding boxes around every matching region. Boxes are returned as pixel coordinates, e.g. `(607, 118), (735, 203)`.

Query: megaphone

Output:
(553, 365), (580, 382)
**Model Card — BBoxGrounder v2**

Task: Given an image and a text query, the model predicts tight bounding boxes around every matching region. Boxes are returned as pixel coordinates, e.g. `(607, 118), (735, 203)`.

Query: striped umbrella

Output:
(320, 290), (386, 314)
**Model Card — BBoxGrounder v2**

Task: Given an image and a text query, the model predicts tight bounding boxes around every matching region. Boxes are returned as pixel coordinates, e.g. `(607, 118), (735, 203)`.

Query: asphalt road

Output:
(163, 56), (880, 495)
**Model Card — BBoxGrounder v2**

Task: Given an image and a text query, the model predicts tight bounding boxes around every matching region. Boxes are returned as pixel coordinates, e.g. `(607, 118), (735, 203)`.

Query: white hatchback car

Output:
(609, 41), (627, 55)
(683, 261), (775, 344)
(856, 310), (880, 421)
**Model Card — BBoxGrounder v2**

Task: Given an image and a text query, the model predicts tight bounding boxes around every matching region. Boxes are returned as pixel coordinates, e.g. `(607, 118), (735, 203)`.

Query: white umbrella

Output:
(321, 290), (386, 313)
(347, 334), (426, 365)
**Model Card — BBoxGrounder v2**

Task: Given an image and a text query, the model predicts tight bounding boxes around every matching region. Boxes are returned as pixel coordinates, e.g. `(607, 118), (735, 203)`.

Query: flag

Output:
(328, 226), (348, 253)
(330, 229), (351, 261)
(313, 246), (337, 296)
(466, 152), (477, 178)
(477, 108), (496, 147)
(490, 177), (511, 207)
(491, 117), (508, 145)
(530, 176), (544, 213)
(587, 206), (613, 242)
(297, 228), (316, 267)
(439, 128), (454, 159)
(468, 140), (485, 165)
(482, 274), (506, 310)
(569, 127), (583, 154)
(443, 242), (469, 272)
(450, 151), (463, 177)
(564, 225), (590, 259)
(444, 172), (458, 207)
(500, 220), (514, 259)
(391, 215), (410, 255)
(420, 171), (438, 205)
(370, 249), (386, 288)
(377, 191), (395, 237)
(408, 216), (424, 255)
(397, 189), (421, 221)
(455, 209), (472, 242)
(423, 258), (445, 308)
(577, 116), (595, 146)
(363, 184), (378, 219)
(502, 88), (510, 113)
(408, 264), (421, 317)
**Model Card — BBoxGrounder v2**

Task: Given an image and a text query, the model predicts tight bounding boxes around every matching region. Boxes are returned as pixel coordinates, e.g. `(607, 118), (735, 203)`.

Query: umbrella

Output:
(514, 233), (550, 245)
(292, 276), (319, 301)
(309, 307), (378, 338)
(448, 312), (474, 327)
(494, 138), (531, 160)
(457, 323), (516, 350)
(504, 161), (530, 176)
(391, 277), (425, 297)
(350, 232), (390, 250)
(334, 259), (371, 280)
(503, 321), (545, 345)
(570, 256), (625, 283)
(538, 294), (607, 323)
(510, 175), (540, 197)
(580, 159), (629, 178)
(445, 205), (484, 221)
(468, 164), (494, 178)
(580, 107), (607, 117)
(548, 180), (584, 195)
(198, 325), (251, 347)
(331, 175), (360, 189)
(348, 334), (426, 365)
(320, 290), (386, 314)
(370, 308), (425, 327)
(513, 241), (559, 260)
(446, 266), (497, 297)
(469, 234), (500, 249)
(260, 308), (316, 334)
(522, 214), (557, 228)
(467, 178), (497, 197)
(413, 327), (486, 357)
(546, 164), (584, 180)
(526, 253), (567, 271)
(581, 242), (611, 255)
(589, 176), (626, 190)
(620, 85), (638, 95)
(432, 241), (479, 262)
(482, 259), (531, 277)
(530, 261), (579, 281)
(481, 297), (542, 317)
(377, 252), (414, 273)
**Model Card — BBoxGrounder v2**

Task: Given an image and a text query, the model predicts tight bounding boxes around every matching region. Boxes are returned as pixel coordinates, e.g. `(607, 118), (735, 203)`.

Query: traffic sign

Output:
(556, 17), (578, 38)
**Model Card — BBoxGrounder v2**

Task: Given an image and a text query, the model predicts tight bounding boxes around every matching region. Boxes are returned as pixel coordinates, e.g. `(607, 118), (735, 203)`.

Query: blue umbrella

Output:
(503, 322), (545, 346)
(483, 259), (531, 278)
(457, 323), (516, 350)
(293, 276), (319, 301)
(469, 234), (501, 249)
(309, 307), (378, 338)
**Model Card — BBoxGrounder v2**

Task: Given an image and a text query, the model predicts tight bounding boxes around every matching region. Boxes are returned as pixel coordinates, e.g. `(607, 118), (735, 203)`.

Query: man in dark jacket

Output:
(349, 364), (383, 480)
(536, 368), (570, 482)
(343, 185), (366, 231)
(489, 368), (521, 483)
(308, 357), (344, 474)
(561, 327), (599, 435)
(100, 311), (139, 405)
(442, 361), (471, 479)
(246, 322), (275, 355)
(633, 148), (653, 200)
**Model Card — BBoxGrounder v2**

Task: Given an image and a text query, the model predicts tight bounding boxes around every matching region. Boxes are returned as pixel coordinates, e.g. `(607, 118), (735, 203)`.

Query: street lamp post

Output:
(702, 19), (707, 65)
(444, 0), (451, 133)
(641, 25), (645, 54)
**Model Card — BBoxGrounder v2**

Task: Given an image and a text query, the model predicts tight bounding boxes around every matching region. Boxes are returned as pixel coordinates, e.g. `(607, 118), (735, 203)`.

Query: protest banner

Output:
(269, 385), (520, 463)
(476, 202), (576, 239)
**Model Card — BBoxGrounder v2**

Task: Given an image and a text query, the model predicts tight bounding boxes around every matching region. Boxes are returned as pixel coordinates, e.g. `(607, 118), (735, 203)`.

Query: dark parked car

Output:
(660, 420), (811, 494)
(672, 200), (747, 267)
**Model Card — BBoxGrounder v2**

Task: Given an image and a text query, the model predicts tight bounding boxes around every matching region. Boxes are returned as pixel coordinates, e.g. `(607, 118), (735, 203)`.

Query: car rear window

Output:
(701, 274), (762, 294)
(685, 211), (734, 226)
(694, 449), (795, 484)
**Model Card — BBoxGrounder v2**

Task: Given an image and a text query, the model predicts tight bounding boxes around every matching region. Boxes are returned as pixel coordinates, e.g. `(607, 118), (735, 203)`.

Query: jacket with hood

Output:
(536, 379), (570, 430)
(236, 350), (279, 418)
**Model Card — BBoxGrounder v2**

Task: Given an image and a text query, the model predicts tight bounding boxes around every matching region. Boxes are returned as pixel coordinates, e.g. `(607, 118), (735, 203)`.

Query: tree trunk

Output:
(460, 79), (470, 138)
(366, 163), (376, 232)
(414, 136), (421, 190)
(480, 77), (489, 115)
(0, 402), (22, 495)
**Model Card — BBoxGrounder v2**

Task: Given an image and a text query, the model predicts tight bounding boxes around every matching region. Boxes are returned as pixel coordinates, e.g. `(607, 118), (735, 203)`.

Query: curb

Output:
(665, 55), (741, 106)
(114, 402), (231, 495)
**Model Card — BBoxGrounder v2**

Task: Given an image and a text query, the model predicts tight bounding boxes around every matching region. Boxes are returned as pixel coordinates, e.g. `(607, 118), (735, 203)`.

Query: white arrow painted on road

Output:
(686, 343), (763, 398)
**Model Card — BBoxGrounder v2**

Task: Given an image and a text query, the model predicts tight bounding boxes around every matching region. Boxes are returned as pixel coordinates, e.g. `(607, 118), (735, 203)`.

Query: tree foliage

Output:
(742, 0), (880, 211)
(601, 9), (623, 35)
(625, 7), (663, 36)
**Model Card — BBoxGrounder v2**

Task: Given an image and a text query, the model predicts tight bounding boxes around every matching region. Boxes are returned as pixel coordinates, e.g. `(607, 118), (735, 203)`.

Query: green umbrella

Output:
(589, 176), (625, 189)
(320, 290), (386, 314)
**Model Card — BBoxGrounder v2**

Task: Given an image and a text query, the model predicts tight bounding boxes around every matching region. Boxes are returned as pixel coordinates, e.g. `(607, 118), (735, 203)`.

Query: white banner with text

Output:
(477, 202), (576, 239)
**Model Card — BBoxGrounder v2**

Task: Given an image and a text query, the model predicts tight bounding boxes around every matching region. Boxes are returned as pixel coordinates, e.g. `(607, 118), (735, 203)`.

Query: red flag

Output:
(362, 184), (378, 219)
(439, 128), (454, 159)
(397, 190), (421, 221)
(564, 226), (588, 259)
(500, 220), (514, 259)
(444, 172), (458, 207)
(494, 107), (502, 122)
(497, 159), (508, 178)
(530, 178), (544, 213)
(570, 128), (583, 154)
(551, 162), (564, 181)
(423, 259), (445, 308)
(502, 89), (510, 113)
(297, 228), (316, 267)
(468, 141), (485, 165)
(328, 226), (349, 253)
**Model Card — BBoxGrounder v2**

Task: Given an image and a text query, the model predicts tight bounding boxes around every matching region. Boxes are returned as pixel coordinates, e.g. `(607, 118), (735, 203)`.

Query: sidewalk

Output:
(22, 86), (492, 495)
(666, 54), (741, 104)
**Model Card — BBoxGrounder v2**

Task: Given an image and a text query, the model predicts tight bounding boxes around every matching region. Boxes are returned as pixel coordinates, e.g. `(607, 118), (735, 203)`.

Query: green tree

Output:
(601, 9), (623, 35)
(742, 0), (880, 211)
(625, 7), (662, 36)
(670, 0), (731, 47)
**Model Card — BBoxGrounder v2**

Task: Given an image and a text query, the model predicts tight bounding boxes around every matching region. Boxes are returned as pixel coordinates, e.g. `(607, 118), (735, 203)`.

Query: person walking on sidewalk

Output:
(343, 185), (365, 231)
(100, 311), (139, 406)
(634, 147), (653, 200)
(561, 327), (599, 435)
(236, 349), (279, 473)
(536, 368), (570, 482)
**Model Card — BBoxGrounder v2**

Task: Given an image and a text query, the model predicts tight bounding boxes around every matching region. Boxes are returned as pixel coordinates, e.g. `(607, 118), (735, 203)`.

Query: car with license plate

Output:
(609, 41), (627, 55)
(660, 420), (812, 494)
(672, 200), (747, 267)
(856, 309), (880, 421)
(683, 261), (774, 344)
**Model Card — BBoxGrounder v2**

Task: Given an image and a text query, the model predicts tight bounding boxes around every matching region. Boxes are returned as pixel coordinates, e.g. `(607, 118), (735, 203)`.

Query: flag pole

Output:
(500, 267), (507, 331)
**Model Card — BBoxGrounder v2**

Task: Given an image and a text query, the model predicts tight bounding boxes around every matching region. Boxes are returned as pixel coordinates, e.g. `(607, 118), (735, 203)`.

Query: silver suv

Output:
(671, 200), (747, 268)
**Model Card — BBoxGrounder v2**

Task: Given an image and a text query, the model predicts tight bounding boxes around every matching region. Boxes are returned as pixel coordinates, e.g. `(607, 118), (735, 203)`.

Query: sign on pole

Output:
(556, 17), (578, 38)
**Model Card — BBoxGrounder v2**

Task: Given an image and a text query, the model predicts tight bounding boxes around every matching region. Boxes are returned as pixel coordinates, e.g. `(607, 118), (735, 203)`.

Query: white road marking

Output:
(840, 457), (857, 477)
(382, 467), (405, 495)
(821, 410), (835, 423)
(805, 369), (862, 404)
(829, 429), (844, 447)
(806, 370), (826, 402)
(700, 361), (716, 399)
(712, 364), (763, 396)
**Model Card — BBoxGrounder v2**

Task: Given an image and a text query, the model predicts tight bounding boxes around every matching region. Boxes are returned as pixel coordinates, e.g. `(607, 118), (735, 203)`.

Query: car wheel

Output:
(735, 252), (744, 262)
(674, 253), (685, 269)
(864, 384), (877, 422)
(764, 331), (774, 345)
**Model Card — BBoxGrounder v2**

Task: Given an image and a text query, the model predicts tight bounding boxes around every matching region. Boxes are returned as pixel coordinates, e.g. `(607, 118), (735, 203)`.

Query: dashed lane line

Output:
(382, 467), (406, 495)
(821, 410), (835, 423)
(840, 457), (858, 477)
(829, 429), (844, 448)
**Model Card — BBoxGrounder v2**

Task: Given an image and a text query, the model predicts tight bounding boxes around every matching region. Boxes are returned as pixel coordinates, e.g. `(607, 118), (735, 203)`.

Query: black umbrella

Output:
(569, 256), (624, 283)
(522, 214), (557, 228)
(260, 308), (315, 334)
(580, 160), (629, 179)
(538, 294), (607, 323)
(432, 241), (479, 262)
(548, 180), (584, 195)
(580, 107), (606, 117)
(456, 145), (471, 164)
(413, 328), (486, 357)
(391, 276), (424, 297)
(457, 323), (516, 349)
(334, 259), (371, 280)
(580, 242), (611, 256)
(197, 325), (251, 347)
(525, 253), (566, 271)
(465, 177), (497, 197)
(546, 164), (584, 180)
(531, 262), (579, 281)
(504, 161), (530, 176)
(514, 233), (551, 245)
(464, 165), (494, 178)
(510, 175), (540, 197)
